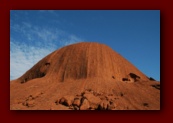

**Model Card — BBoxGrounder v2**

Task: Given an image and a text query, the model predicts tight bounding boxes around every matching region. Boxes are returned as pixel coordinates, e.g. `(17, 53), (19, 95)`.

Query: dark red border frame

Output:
(0, 0), (172, 123)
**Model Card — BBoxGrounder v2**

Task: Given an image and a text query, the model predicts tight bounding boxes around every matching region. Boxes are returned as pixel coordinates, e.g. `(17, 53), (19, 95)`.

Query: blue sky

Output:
(10, 10), (160, 81)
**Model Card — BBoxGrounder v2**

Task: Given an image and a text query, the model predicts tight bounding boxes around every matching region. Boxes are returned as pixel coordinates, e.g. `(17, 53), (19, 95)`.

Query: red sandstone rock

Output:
(59, 95), (74, 106)
(99, 100), (109, 110)
(83, 93), (101, 109)
(10, 42), (160, 110)
(80, 99), (90, 110)
(108, 101), (117, 110)
(72, 98), (81, 107)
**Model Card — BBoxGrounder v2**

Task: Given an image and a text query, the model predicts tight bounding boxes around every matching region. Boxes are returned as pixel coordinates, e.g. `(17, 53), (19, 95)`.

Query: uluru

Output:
(10, 42), (160, 110)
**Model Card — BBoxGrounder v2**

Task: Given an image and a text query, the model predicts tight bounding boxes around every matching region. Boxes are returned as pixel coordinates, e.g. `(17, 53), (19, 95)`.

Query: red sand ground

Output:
(10, 42), (160, 110)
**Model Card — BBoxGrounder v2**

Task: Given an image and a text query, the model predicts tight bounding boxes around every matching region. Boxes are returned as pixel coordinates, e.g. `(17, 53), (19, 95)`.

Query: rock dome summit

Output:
(10, 42), (160, 110)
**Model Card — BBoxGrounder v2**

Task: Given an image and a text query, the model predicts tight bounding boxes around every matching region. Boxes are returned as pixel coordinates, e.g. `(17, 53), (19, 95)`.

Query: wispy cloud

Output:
(10, 21), (84, 80)
(10, 41), (52, 80)
(64, 35), (82, 46)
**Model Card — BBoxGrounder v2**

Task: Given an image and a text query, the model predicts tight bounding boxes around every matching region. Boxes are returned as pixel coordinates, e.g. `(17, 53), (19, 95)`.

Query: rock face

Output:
(17, 42), (149, 83)
(59, 95), (75, 106)
(54, 89), (118, 110)
(10, 42), (160, 110)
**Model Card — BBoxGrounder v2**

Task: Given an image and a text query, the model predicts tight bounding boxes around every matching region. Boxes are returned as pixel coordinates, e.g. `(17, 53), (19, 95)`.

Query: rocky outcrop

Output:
(80, 99), (90, 110)
(16, 42), (149, 83)
(59, 95), (75, 106)
(14, 92), (44, 108)
(54, 89), (118, 110)
(10, 42), (160, 110)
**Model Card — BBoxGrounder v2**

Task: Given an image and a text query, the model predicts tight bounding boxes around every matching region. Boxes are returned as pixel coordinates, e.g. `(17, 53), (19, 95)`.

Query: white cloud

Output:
(64, 34), (83, 46)
(10, 22), (84, 80)
(10, 41), (53, 80)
